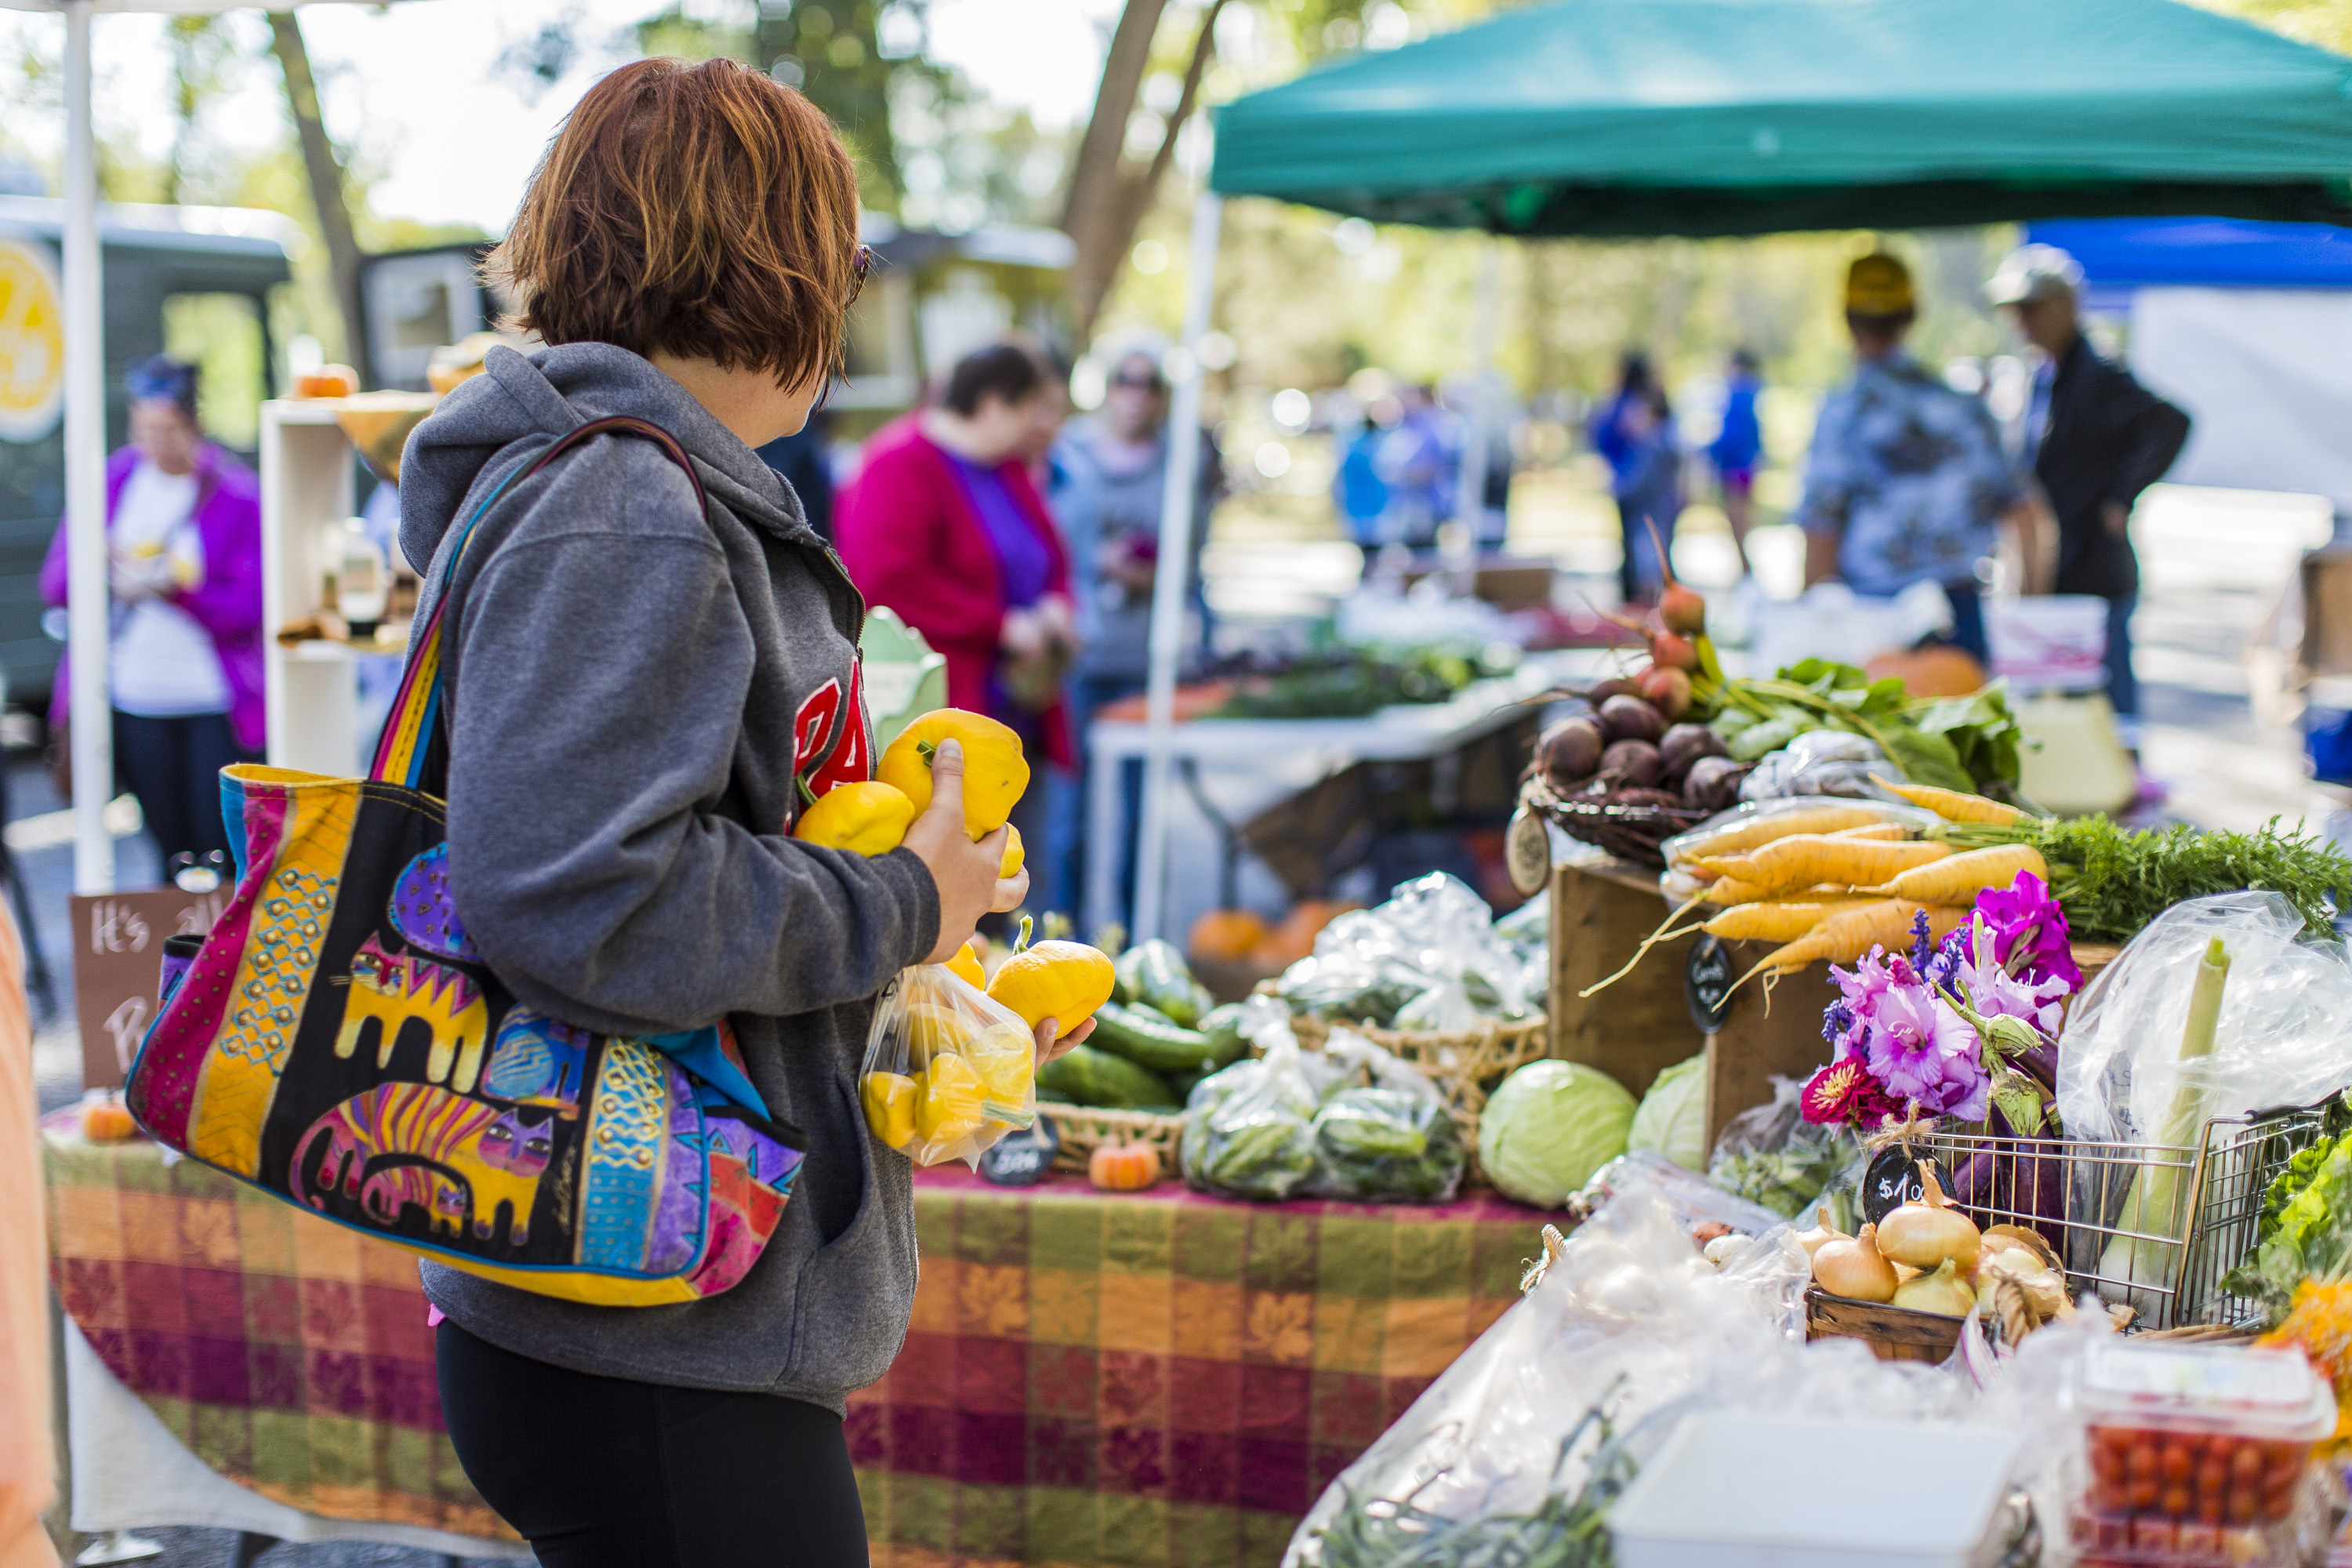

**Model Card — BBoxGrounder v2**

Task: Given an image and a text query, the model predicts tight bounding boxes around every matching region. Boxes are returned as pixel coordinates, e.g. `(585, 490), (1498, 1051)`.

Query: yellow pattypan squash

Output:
(914, 1054), (987, 1149)
(988, 939), (1116, 1033)
(946, 942), (986, 989)
(877, 709), (1029, 838)
(967, 1022), (1036, 1106)
(1000, 824), (1025, 880)
(860, 1072), (916, 1149)
(793, 780), (915, 855)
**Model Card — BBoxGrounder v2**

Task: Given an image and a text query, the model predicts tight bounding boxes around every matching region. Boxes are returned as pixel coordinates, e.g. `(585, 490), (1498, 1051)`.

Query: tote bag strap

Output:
(371, 416), (707, 788)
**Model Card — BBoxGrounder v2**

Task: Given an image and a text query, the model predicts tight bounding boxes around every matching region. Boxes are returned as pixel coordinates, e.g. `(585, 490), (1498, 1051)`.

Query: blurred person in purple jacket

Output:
(40, 354), (264, 864)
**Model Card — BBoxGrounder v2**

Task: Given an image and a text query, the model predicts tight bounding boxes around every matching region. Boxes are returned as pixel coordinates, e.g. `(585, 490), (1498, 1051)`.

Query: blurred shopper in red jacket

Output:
(837, 342), (1076, 812)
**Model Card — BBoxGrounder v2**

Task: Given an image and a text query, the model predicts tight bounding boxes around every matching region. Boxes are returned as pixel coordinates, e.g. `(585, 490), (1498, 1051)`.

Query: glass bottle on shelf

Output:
(332, 516), (387, 638)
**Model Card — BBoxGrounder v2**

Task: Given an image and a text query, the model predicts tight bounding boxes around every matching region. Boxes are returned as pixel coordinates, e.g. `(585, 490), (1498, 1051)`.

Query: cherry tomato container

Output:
(2071, 1341), (2334, 1566)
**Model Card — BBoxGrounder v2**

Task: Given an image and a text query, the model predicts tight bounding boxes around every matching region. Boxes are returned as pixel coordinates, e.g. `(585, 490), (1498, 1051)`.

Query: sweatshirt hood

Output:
(397, 343), (811, 574)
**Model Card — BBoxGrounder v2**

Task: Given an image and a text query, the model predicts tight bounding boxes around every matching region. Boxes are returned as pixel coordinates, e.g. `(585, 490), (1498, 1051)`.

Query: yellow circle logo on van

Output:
(0, 238), (64, 442)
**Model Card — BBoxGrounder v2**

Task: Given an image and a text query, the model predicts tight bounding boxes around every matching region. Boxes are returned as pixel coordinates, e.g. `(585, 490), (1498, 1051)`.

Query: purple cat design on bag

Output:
(294, 1082), (554, 1246)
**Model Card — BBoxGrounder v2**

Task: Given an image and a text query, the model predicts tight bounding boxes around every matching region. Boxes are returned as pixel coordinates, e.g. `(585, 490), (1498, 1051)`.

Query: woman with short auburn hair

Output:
(400, 57), (1086, 1566)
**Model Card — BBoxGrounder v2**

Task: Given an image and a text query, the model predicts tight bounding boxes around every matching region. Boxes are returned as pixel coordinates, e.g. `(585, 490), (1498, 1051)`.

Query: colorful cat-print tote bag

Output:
(125, 416), (805, 1308)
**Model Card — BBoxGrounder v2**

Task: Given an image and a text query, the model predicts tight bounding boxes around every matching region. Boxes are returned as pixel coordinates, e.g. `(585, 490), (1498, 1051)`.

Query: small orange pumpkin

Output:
(1189, 909), (1269, 964)
(82, 1098), (137, 1143)
(1863, 644), (1987, 699)
(1089, 1142), (1162, 1192)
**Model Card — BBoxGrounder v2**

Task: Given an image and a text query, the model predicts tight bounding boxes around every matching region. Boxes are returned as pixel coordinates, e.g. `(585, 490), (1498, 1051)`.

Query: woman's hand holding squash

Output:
(1033, 1015), (1094, 1067)
(906, 739), (1027, 960)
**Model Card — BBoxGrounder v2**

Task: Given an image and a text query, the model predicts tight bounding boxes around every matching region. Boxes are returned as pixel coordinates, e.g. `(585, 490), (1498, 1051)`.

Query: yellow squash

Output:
(914, 1054), (988, 1149)
(987, 940), (1116, 1033)
(1000, 824), (1025, 879)
(946, 942), (986, 989)
(793, 780), (916, 855)
(860, 1072), (916, 1149)
(877, 709), (1029, 838)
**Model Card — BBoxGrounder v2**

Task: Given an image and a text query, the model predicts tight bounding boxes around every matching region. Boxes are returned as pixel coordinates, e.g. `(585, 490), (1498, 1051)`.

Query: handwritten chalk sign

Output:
(71, 887), (223, 1091)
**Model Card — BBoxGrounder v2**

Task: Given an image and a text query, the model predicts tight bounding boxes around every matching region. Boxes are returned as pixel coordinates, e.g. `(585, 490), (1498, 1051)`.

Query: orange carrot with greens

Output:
(1698, 836), (1951, 895)
(1871, 776), (2024, 826)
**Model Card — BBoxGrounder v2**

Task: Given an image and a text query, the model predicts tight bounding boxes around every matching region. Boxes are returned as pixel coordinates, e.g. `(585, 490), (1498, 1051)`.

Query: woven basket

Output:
(1803, 1285), (1964, 1363)
(1040, 1103), (1187, 1177)
(1522, 777), (1709, 868)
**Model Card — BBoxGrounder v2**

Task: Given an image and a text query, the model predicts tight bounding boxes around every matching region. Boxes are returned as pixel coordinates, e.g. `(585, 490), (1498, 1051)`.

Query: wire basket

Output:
(1908, 1102), (2333, 1332)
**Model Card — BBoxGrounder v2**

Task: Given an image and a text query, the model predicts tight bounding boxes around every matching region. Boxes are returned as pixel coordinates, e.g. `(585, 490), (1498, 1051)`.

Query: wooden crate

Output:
(1548, 857), (1706, 1102)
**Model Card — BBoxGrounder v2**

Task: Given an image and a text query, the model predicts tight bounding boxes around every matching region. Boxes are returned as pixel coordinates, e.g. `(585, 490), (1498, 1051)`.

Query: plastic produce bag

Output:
(1310, 1027), (1466, 1203)
(2057, 892), (2352, 1146)
(1280, 873), (1530, 1030)
(1706, 1077), (1861, 1219)
(1182, 1002), (1328, 1200)
(1283, 1175), (1812, 1568)
(859, 963), (1036, 1168)
(1659, 796), (1936, 875)
(1739, 728), (1898, 801)
(1565, 1149), (1788, 1239)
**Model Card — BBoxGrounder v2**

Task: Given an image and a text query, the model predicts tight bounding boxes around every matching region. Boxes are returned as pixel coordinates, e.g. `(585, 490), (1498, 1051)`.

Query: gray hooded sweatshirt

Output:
(400, 343), (937, 1411)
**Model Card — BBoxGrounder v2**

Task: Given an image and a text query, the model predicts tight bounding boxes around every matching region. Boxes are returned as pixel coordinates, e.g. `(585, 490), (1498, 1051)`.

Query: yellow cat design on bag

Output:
(332, 933), (491, 1093)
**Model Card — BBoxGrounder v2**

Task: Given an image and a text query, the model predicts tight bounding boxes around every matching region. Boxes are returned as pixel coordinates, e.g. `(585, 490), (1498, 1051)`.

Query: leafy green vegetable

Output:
(1693, 660), (2026, 792)
(1934, 815), (2352, 945)
(1214, 642), (1517, 720)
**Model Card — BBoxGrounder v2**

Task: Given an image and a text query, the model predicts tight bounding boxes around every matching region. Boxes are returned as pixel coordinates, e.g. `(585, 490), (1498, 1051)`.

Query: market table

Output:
(855, 1168), (1544, 1567)
(43, 1126), (1552, 1566)
(1083, 649), (1606, 935)
(40, 1116), (526, 1557)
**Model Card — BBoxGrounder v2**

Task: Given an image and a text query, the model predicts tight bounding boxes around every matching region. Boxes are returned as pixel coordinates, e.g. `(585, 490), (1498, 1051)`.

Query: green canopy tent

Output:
(1210, 0), (2352, 238)
(1123, 0), (2352, 938)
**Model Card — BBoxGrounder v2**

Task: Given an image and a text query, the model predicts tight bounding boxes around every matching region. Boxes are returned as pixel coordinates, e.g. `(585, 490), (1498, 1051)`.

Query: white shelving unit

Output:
(257, 398), (361, 775)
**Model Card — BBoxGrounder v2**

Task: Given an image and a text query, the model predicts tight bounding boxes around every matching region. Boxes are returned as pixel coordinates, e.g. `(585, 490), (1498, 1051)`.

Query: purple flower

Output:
(1974, 872), (2081, 992)
(1958, 955), (2073, 1037)
(1862, 981), (1987, 1119)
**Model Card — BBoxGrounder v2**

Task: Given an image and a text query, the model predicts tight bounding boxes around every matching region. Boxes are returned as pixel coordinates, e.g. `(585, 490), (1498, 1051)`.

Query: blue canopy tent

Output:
(2028, 217), (2352, 310)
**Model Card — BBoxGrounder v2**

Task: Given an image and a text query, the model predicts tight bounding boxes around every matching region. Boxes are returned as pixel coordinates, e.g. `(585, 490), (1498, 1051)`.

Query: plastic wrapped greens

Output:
(1276, 873), (1531, 1030)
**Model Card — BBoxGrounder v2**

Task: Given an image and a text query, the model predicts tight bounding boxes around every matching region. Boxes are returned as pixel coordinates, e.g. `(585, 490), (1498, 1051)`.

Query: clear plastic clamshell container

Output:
(2071, 1341), (2336, 1566)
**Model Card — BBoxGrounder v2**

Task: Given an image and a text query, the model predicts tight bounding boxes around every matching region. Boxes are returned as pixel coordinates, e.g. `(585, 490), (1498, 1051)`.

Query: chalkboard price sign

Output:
(980, 1115), (1062, 1186)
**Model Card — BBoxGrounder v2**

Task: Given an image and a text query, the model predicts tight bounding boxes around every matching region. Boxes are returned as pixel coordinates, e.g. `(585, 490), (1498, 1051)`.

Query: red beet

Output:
(1636, 666), (1693, 720)
(1650, 632), (1700, 672)
(1598, 694), (1667, 744)
(1537, 717), (1605, 789)
(1585, 677), (1640, 705)
(1599, 739), (1663, 789)
(1660, 583), (1708, 636)
(1681, 756), (1748, 811)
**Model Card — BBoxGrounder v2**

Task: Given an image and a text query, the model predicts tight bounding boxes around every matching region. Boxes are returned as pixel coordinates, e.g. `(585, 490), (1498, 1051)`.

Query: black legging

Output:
(436, 1320), (869, 1567)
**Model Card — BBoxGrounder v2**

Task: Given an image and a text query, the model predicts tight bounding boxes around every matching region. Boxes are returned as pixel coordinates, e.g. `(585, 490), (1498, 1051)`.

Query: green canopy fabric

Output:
(1209, 0), (2352, 236)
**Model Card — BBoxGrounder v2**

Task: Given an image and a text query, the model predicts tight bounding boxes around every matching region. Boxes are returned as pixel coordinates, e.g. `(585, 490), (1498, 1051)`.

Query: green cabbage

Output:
(1476, 1060), (1635, 1208)
(1626, 1053), (1708, 1171)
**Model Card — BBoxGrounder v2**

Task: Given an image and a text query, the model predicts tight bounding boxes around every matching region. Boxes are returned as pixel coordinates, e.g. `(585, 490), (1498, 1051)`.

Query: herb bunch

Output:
(1933, 815), (2352, 946)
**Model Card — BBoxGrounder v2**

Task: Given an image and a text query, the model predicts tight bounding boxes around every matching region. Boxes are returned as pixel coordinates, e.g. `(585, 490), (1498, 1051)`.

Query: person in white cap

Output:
(1987, 243), (2189, 743)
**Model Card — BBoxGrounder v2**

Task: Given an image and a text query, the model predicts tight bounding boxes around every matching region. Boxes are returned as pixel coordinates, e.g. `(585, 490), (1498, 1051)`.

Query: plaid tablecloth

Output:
(43, 1127), (1548, 1566)
(40, 1117), (521, 1544)
(857, 1168), (1545, 1568)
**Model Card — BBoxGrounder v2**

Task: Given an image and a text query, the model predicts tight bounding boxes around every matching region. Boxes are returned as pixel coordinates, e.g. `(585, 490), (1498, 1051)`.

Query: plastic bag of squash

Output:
(860, 964), (1043, 1167)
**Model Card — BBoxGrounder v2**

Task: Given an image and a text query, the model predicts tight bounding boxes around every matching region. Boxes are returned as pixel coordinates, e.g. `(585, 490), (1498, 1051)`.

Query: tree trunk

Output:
(1062, 0), (1169, 338)
(268, 12), (370, 387)
(1063, 0), (1229, 343)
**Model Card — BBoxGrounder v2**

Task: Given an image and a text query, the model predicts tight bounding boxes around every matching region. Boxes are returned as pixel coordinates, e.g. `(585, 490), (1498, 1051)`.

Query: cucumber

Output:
(1114, 939), (1205, 1026)
(1200, 1003), (1250, 1069)
(1036, 1043), (1178, 1110)
(1088, 1000), (1217, 1074)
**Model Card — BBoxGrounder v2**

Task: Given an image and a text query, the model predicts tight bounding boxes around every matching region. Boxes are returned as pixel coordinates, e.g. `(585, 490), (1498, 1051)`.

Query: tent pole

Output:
(1130, 187), (1222, 945)
(64, 0), (112, 895)
(1449, 236), (1502, 594)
